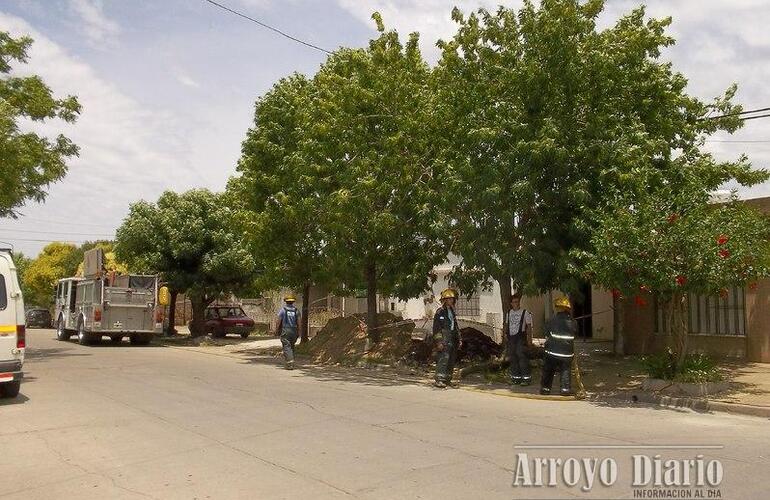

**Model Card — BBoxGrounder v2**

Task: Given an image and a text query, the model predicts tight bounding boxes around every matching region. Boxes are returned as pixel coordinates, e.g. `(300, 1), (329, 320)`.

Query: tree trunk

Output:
(300, 282), (310, 344)
(498, 274), (512, 347)
(167, 290), (179, 336)
(366, 260), (379, 344)
(189, 295), (209, 338)
(612, 295), (625, 355)
(672, 293), (689, 373)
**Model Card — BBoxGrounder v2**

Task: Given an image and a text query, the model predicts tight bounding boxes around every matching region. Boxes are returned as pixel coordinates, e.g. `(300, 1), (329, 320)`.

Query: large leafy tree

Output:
(577, 181), (770, 369)
(115, 190), (257, 336)
(0, 31), (80, 218)
(433, 1), (753, 316)
(22, 242), (81, 307)
(230, 73), (329, 343)
(304, 14), (443, 342)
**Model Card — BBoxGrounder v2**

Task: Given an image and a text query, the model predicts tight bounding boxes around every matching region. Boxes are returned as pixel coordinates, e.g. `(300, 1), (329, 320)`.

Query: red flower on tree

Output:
(611, 289), (622, 299)
(717, 234), (729, 246)
(675, 275), (687, 286)
(719, 249), (730, 259)
(634, 296), (648, 307)
(639, 284), (651, 293)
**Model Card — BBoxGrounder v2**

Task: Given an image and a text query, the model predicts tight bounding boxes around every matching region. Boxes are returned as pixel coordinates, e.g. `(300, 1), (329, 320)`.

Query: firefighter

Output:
(275, 294), (301, 370)
(433, 288), (460, 388)
(540, 296), (576, 396)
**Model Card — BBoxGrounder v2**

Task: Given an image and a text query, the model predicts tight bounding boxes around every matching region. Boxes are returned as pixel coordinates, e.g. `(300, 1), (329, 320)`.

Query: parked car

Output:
(26, 308), (52, 329)
(204, 306), (255, 338)
(0, 249), (25, 399)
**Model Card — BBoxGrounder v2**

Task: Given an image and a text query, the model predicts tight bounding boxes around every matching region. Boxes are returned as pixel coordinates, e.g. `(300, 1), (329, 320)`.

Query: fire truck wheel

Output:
(77, 320), (94, 346)
(56, 316), (70, 341)
(130, 335), (151, 346)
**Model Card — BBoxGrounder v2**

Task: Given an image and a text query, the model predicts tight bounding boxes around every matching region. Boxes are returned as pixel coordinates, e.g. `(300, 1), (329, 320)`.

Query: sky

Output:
(1, 0), (769, 257)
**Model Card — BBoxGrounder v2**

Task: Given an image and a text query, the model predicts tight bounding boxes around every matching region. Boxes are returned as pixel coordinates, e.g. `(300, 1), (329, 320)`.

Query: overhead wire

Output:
(200, 0), (332, 55)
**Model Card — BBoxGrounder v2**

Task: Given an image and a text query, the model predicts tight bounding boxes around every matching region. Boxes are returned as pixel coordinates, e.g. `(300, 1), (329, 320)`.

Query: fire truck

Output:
(54, 249), (164, 345)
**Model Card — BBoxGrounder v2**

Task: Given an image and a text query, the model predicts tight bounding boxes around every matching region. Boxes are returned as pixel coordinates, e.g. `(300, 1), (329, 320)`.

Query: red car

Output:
(204, 306), (255, 338)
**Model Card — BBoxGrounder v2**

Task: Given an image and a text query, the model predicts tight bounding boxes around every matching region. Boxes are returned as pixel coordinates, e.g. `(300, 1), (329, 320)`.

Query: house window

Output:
(455, 294), (480, 317)
(654, 287), (746, 336)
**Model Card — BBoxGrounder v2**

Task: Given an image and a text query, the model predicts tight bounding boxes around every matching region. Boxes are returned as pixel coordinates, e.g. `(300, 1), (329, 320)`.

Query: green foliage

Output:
(21, 242), (81, 307)
(305, 16), (444, 303)
(0, 31), (81, 218)
(114, 189), (257, 334)
(642, 349), (723, 383)
(433, 0), (758, 298)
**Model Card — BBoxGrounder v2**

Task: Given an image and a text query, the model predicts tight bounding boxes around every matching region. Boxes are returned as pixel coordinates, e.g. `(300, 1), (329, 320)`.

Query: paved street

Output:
(2, 330), (768, 500)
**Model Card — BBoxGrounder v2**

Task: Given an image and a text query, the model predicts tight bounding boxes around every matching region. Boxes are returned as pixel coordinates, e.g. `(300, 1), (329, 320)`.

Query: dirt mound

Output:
(299, 313), (415, 365)
(458, 327), (502, 363)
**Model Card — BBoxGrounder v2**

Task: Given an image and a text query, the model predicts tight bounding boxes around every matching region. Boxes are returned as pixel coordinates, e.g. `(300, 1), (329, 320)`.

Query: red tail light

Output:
(16, 325), (26, 349)
(94, 309), (102, 322)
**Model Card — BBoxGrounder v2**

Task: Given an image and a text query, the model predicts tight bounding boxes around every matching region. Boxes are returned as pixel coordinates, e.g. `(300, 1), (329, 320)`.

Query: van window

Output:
(0, 274), (7, 310)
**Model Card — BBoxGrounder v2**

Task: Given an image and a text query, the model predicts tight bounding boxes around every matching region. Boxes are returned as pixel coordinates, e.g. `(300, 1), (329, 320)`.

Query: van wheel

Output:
(77, 321), (94, 346)
(130, 335), (151, 346)
(56, 317), (70, 341)
(0, 381), (21, 398)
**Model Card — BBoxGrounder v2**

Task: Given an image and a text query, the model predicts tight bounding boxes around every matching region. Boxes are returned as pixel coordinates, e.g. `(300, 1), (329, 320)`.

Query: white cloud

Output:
(0, 12), (204, 255)
(176, 73), (200, 89)
(69, 0), (120, 45)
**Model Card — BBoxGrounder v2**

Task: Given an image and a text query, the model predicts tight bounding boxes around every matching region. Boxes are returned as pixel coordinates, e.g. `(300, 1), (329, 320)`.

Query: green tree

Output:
(304, 14), (443, 342)
(576, 182), (770, 370)
(433, 1), (753, 315)
(0, 31), (80, 218)
(115, 189), (257, 336)
(22, 242), (81, 307)
(12, 251), (32, 304)
(230, 73), (328, 343)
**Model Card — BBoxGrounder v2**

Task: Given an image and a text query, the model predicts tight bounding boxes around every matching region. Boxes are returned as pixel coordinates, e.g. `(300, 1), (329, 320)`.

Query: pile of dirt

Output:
(457, 328), (503, 363)
(298, 313), (415, 365)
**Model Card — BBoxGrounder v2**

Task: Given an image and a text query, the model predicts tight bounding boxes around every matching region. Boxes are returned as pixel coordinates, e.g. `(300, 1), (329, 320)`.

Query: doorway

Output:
(571, 283), (593, 338)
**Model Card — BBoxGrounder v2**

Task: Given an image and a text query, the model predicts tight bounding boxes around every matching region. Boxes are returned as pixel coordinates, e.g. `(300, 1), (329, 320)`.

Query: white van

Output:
(0, 249), (25, 399)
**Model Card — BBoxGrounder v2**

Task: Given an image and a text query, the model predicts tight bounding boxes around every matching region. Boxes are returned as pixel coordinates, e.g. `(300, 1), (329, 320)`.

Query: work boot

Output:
(540, 387), (551, 396)
(560, 389), (574, 397)
(520, 378), (532, 387)
(511, 378), (522, 386)
(286, 360), (295, 370)
(434, 380), (447, 388)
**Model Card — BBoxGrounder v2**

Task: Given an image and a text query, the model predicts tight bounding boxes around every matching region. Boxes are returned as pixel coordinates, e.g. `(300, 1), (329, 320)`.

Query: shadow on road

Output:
(0, 393), (30, 406)
(24, 346), (92, 362)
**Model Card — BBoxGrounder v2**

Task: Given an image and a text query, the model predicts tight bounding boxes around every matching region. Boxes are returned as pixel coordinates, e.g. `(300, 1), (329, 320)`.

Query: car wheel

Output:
(211, 327), (226, 339)
(56, 316), (70, 341)
(77, 320), (93, 346)
(240, 331), (250, 339)
(110, 336), (122, 344)
(0, 381), (21, 398)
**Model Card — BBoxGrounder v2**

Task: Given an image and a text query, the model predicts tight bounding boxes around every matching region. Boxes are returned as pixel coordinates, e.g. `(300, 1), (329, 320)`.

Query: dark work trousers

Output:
(541, 354), (572, 394)
(280, 329), (299, 363)
(435, 331), (459, 383)
(507, 334), (531, 383)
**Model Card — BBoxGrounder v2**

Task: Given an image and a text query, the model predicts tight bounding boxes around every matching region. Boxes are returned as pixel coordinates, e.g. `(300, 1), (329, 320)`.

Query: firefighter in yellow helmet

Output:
(275, 294), (301, 370)
(432, 288), (460, 388)
(540, 296), (576, 396)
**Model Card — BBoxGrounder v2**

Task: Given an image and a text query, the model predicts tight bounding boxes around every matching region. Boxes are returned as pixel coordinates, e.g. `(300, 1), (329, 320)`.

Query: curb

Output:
(590, 391), (770, 418)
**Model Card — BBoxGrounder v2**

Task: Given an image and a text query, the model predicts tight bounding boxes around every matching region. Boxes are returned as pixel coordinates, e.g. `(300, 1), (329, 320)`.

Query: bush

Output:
(641, 350), (723, 383)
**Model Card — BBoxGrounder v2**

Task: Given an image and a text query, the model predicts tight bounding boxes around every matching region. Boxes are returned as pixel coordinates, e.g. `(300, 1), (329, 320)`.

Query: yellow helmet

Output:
(440, 288), (458, 300)
(284, 294), (296, 302)
(554, 296), (571, 310)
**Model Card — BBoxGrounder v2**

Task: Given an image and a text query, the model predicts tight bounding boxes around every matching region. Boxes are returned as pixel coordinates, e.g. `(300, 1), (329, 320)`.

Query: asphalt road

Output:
(2, 329), (768, 500)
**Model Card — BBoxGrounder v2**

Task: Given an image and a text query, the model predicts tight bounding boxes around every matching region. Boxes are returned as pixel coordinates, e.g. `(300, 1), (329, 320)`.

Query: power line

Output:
(703, 107), (770, 121)
(705, 139), (770, 144)
(0, 228), (114, 237)
(0, 237), (98, 244)
(200, 0), (332, 55)
(13, 215), (117, 228)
